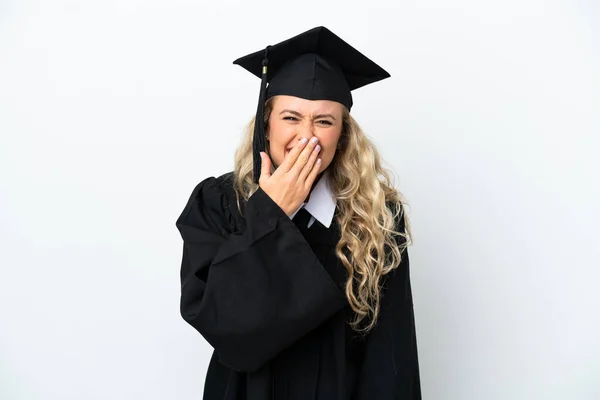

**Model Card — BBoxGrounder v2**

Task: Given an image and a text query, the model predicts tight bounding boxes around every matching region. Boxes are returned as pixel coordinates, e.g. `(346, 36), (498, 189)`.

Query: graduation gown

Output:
(176, 171), (421, 399)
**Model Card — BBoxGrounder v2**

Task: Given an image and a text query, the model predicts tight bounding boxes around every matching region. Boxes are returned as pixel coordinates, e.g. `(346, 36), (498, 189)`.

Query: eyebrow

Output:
(280, 109), (337, 121)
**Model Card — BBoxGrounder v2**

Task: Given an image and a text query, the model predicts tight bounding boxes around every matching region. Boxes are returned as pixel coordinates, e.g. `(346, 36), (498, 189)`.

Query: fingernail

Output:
(314, 145), (321, 152)
(311, 137), (318, 144)
(301, 138), (308, 144)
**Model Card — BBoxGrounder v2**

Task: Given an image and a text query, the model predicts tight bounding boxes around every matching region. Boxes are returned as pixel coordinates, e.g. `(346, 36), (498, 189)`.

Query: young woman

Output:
(176, 26), (421, 400)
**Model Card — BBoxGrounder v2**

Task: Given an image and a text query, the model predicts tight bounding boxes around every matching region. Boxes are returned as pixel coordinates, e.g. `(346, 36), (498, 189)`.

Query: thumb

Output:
(259, 152), (271, 181)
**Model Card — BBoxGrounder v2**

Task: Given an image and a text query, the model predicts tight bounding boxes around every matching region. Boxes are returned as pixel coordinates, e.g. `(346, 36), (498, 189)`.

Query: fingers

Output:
(298, 142), (321, 183)
(305, 156), (322, 188)
(289, 137), (320, 178)
(278, 138), (309, 172)
(259, 152), (271, 183)
(306, 151), (322, 190)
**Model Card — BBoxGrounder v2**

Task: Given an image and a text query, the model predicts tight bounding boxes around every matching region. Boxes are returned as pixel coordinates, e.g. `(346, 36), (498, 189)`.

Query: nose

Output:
(295, 122), (315, 142)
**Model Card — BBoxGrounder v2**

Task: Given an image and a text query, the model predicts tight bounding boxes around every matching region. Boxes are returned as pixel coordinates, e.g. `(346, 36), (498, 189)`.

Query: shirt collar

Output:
(289, 169), (337, 228)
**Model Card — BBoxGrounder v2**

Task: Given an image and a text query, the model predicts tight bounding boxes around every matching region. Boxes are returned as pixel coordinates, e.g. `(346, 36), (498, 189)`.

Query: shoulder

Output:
(176, 171), (240, 232)
(191, 171), (236, 201)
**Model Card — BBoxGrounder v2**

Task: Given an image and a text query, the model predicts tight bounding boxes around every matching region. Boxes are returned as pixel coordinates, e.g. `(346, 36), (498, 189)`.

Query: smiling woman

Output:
(176, 26), (421, 400)
(266, 95), (343, 173)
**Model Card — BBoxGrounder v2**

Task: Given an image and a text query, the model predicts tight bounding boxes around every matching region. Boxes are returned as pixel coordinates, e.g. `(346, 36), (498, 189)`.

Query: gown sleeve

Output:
(176, 176), (347, 373)
(353, 209), (422, 399)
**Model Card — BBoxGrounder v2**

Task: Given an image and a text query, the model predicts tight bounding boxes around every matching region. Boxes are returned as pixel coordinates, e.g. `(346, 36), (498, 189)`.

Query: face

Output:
(266, 95), (344, 174)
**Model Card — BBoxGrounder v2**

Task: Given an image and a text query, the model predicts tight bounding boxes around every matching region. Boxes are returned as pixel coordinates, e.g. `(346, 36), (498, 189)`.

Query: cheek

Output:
(319, 130), (342, 157)
(268, 121), (294, 146)
(266, 121), (295, 166)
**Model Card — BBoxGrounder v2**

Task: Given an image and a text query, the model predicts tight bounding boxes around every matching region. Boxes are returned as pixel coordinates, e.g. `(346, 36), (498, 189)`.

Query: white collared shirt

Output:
(288, 170), (337, 229)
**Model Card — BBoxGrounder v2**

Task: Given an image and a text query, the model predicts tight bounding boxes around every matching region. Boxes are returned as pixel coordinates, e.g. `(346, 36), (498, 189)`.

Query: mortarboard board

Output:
(233, 26), (391, 183)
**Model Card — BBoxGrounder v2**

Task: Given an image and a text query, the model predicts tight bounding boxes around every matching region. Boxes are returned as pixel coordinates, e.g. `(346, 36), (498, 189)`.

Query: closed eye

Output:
(317, 120), (333, 126)
(283, 116), (299, 121)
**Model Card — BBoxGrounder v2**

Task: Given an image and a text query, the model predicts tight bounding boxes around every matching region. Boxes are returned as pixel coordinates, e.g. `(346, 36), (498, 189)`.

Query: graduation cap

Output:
(233, 26), (391, 183)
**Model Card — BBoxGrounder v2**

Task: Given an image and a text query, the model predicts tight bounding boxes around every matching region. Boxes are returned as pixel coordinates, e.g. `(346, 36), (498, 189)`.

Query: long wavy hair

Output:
(232, 97), (412, 334)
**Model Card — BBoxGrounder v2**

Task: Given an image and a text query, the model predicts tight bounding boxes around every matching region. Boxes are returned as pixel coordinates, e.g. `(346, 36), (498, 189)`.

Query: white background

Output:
(1, 0), (599, 399)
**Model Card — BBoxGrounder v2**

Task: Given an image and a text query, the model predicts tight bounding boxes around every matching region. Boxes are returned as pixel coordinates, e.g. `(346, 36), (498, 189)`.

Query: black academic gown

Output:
(176, 172), (421, 400)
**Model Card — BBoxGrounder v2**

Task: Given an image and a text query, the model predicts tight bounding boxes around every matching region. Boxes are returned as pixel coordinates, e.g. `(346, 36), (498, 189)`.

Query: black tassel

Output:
(253, 46), (271, 184)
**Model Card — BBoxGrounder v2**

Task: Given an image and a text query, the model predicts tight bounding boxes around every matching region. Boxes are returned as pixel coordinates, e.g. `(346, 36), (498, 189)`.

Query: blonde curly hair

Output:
(232, 97), (412, 334)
